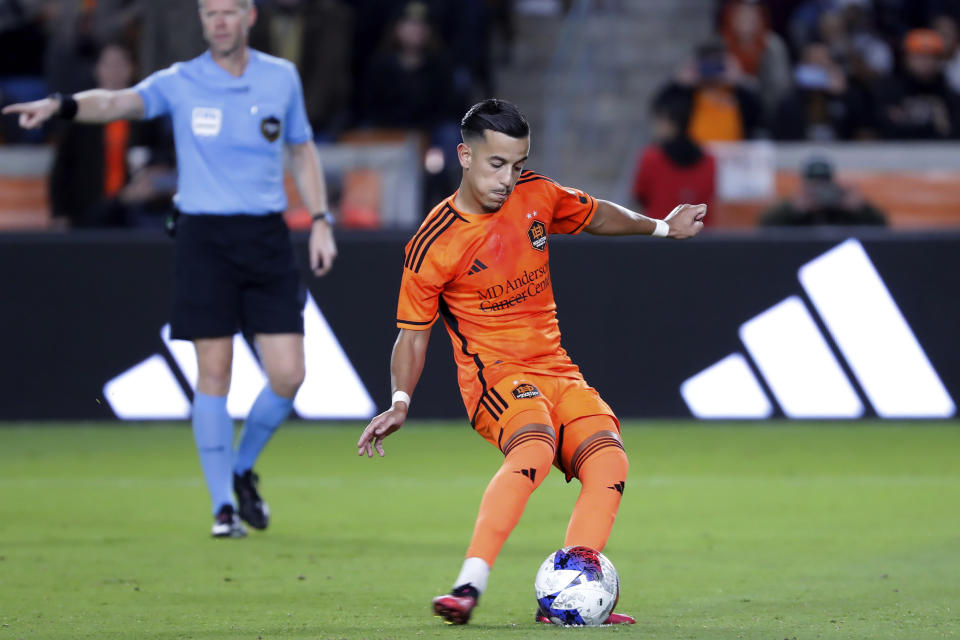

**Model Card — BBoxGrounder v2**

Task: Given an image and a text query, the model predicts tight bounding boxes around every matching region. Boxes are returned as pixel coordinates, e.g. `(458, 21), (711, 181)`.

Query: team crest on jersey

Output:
(260, 116), (281, 142)
(512, 383), (541, 399)
(527, 220), (547, 252)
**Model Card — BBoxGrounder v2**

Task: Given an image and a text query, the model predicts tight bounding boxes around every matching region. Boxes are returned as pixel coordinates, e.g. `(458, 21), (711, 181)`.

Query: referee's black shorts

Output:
(171, 213), (305, 340)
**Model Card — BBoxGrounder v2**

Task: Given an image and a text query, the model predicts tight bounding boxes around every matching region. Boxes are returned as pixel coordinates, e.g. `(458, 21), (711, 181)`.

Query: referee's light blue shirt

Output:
(135, 49), (313, 215)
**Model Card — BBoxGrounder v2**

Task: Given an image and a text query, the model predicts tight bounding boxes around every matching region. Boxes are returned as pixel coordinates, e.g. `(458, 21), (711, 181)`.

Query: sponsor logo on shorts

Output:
(527, 220), (547, 252)
(512, 383), (541, 399)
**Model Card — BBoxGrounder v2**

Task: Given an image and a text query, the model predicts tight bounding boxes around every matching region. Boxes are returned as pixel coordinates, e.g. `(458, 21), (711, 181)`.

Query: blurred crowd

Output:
(634, 0), (960, 228)
(662, 0), (960, 143)
(0, 0), (511, 227)
(3, 0), (958, 230)
(0, 0), (511, 142)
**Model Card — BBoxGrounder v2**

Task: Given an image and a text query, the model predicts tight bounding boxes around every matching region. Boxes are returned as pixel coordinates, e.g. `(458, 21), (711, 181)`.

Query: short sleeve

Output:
(396, 243), (449, 330)
(284, 66), (313, 144)
(547, 181), (598, 235)
(134, 66), (177, 119)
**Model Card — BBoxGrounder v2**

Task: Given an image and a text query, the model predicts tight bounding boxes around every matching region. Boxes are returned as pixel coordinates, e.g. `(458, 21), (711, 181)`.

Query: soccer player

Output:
(356, 98), (705, 624)
(3, 0), (337, 538)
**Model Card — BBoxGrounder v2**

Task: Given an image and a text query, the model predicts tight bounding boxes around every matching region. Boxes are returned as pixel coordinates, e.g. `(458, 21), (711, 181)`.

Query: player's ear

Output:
(457, 142), (472, 170)
(247, 3), (258, 28)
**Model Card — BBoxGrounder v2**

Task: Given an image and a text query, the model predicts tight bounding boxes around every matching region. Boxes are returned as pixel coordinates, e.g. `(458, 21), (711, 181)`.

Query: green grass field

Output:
(1, 421), (958, 639)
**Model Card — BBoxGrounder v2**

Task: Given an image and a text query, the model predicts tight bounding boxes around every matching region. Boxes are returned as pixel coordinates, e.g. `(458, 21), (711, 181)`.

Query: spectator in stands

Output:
(720, 0), (792, 123)
(772, 41), (871, 140)
(43, 0), (140, 95)
(358, 2), (462, 131)
(0, 0), (48, 143)
(48, 43), (175, 228)
(932, 13), (960, 92)
(838, 3), (894, 77)
(660, 38), (764, 142)
(250, 0), (354, 139)
(760, 156), (887, 226)
(632, 90), (715, 224)
(875, 28), (960, 138)
(358, 1), (465, 202)
(136, 0), (205, 77)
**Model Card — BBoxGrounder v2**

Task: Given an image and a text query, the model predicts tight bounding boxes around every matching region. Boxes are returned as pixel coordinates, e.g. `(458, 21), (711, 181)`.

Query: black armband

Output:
(311, 211), (335, 226)
(50, 93), (78, 120)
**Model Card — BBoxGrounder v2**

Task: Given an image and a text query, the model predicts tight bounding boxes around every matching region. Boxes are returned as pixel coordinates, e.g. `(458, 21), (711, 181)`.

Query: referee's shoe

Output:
(234, 470), (270, 530)
(212, 504), (247, 538)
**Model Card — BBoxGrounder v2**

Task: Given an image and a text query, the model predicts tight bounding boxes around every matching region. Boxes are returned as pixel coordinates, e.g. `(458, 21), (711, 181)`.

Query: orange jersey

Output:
(396, 171), (598, 421)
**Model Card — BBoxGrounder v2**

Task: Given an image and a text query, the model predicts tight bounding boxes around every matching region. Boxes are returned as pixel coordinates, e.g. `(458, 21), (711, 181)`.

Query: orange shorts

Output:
(473, 371), (621, 481)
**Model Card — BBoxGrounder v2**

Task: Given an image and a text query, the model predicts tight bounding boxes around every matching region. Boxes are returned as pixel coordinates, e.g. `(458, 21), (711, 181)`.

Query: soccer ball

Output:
(534, 546), (619, 626)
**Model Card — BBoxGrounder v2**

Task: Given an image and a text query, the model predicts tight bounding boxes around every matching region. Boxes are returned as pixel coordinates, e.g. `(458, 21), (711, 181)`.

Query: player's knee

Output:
(578, 444), (628, 489)
(504, 439), (554, 489)
(196, 370), (231, 396)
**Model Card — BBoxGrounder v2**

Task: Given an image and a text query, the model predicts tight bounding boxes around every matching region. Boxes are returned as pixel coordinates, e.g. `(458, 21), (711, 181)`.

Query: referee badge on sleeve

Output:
(260, 116), (281, 142)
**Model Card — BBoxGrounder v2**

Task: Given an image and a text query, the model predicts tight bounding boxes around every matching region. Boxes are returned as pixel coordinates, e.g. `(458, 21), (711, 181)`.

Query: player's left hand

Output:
(665, 203), (707, 239)
(309, 220), (337, 277)
(357, 406), (406, 458)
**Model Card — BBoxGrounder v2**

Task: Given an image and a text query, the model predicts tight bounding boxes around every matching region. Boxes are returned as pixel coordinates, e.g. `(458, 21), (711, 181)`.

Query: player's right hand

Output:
(357, 406), (407, 458)
(1, 98), (60, 130)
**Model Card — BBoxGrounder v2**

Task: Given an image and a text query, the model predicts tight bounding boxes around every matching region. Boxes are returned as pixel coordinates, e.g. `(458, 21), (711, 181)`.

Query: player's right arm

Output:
(2, 89), (146, 129)
(357, 326), (432, 458)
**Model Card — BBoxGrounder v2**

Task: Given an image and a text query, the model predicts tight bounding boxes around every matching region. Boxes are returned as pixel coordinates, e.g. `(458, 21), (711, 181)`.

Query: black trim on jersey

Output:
(438, 296), (489, 428)
(405, 205), (465, 273)
(405, 206), (450, 270)
(556, 423), (567, 476)
(396, 316), (436, 326)
(519, 170), (549, 181)
(516, 175), (554, 186)
(490, 388), (509, 412)
(567, 195), (598, 234)
(406, 206), (449, 267)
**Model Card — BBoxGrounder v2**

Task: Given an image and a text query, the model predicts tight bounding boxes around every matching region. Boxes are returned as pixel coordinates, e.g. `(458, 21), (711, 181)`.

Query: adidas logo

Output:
(608, 481), (625, 495)
(681, 239), (955, 420)
(102, 293), (376, 421)
(514, 468), (537, 483)
(466, 259), (488, 275)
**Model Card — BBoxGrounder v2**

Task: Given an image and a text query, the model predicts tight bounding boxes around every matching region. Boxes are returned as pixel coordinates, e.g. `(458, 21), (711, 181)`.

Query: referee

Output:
(4, 0), (337, 538)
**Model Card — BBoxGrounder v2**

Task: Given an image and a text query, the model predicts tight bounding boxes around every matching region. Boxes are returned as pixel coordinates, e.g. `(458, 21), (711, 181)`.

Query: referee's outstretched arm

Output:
(2, 89), (145, 128)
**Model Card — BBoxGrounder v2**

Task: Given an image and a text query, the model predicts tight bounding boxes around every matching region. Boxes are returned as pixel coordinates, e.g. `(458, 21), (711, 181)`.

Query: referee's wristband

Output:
(652, 219), (670, 238)
(49, 92), (78, 120)
(391, 390), (411, 409)
(311, 211), (334, 226)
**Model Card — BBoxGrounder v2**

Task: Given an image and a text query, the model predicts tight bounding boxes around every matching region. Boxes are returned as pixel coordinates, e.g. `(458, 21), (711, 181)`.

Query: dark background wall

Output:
(1, 229), (957, 421)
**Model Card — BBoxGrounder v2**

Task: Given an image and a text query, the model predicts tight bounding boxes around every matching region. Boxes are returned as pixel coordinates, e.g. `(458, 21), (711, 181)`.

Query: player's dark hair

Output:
(460, 99), (530, 142)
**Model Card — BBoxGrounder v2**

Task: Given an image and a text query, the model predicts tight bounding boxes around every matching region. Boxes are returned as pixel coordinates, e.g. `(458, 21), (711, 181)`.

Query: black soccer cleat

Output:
(211, 504), (247, 538)
(233, 470), (270, 530)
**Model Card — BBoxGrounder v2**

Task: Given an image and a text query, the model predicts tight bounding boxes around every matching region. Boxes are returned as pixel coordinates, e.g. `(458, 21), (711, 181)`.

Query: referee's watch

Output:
(311, 211), (335, 226)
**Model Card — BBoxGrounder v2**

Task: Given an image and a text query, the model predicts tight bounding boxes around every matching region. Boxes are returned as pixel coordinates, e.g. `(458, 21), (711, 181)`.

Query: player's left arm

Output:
(288, 140), (337, 276)
(585, 200), (706, 239)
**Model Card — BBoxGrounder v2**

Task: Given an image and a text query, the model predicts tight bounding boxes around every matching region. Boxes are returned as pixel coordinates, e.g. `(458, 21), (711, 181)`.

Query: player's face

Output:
(200, 0), (255, 58)
(459, 131), (530, 213)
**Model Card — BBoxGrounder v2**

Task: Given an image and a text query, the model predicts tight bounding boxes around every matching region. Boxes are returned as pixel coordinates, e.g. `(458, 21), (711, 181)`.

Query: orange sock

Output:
(563, 444), (629, 551)
(465, 436), (555, 566)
